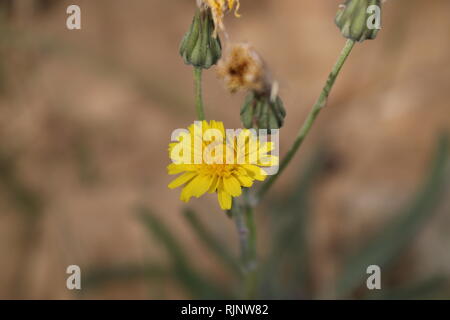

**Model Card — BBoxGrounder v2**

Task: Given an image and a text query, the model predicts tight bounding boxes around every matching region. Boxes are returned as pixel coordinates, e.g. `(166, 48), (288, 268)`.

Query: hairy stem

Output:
(232, 195), (258, 299)
(194, 67), (206, 120)
(243, 203), (257, 299)
(257, 39), (355, 201)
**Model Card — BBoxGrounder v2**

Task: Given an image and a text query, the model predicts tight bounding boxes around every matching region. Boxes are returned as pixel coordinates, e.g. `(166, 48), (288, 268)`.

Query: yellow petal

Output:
(217, 121), (225, 135)
(180, 186), (193, 202)
(217, 189), (232, 210)
(208, 175), (219, 193)
(258, 155), (279, 167)
(168, 172), (197, 189)
(235, 174), (253, 187)
(242, 164), (266, 181)
(167, 163), (183, 175)
(223, 176), (242, 197)
(192, 175), (214, 198)
(167, 163), (197, 175)
(181, 174), (212, 199)
(258, 141), (274, 153)
(168, 142), (177, 153)
(229, 0), (240, 17)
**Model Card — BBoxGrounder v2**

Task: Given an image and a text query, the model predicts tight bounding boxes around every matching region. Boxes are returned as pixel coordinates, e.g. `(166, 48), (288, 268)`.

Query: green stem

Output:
(244, 203), (257, 299)
(194, 67), (206, 120)
(257, 39), (355, 201)
(231, 196), (258, 299)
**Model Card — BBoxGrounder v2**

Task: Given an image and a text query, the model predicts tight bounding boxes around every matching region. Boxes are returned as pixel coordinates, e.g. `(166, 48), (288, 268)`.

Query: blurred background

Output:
(0, 0), (449, 299)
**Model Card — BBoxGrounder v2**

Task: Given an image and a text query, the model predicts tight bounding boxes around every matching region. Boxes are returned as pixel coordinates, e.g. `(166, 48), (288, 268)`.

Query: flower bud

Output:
(241, 91), (286, 131)
(180, 9), (222, 69)
(335, 0), (382, 42)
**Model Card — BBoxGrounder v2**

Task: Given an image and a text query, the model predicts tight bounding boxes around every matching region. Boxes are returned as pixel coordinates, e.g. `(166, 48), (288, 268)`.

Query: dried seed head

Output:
(218, 43), (286, 130)
(217, 43), (266, 93)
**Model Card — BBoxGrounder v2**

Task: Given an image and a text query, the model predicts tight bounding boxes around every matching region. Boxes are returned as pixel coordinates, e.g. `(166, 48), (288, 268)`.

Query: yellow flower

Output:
(168, 120), (276, 210)
(199, 0), (241, 36)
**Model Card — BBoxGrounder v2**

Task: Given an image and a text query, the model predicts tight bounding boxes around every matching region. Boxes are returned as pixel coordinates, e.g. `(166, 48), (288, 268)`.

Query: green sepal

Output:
(179, 9), (222, 69)
(335, 0), (382, 42)
(240, 92), (287, 131)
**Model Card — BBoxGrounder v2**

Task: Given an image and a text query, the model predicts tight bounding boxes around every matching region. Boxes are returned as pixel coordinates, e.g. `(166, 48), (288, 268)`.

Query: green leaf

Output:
(336, 134), (450, 298)
(138, 206), (230, 299)
(365, 275), (448, 300)
(262, 149), (329, 298)
(0, 151), (43, 218)
(82, 263), (167, 291)
(184, 208), (241, 278)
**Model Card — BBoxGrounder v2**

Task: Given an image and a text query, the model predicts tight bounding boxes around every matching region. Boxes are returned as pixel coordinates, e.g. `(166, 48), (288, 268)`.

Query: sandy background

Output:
(0, 0), (449, 299)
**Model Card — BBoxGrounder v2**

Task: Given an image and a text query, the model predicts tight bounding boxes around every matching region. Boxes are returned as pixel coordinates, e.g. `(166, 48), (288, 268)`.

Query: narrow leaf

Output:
(184, 208), (241, 277)
(336, 134), (450, 298)
(138, 206), (230, 299)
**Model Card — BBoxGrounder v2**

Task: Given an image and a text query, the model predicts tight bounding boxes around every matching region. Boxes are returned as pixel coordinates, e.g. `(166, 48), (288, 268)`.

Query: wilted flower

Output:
(217, 43), (266, 93)
(168, 120), (277, 210)
(218, 43), (287, 130)
(198, 0), (241, 37)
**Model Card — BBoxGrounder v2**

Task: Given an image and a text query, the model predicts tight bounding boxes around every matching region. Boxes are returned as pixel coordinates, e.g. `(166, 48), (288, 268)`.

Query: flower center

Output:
(200, 163), (236, 177)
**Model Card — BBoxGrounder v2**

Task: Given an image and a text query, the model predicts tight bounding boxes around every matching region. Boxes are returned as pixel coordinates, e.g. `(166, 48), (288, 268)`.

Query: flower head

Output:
(168, 120), (276, 210)
(217, 43), (266, 93)
(198, 0), (241, 37)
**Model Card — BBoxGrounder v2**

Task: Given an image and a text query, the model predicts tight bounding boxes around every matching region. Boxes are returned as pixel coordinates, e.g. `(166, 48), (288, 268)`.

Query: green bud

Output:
(335, 0), (382, 42)
(179, 9), (222, 69)
(241, 92), (286, 131)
